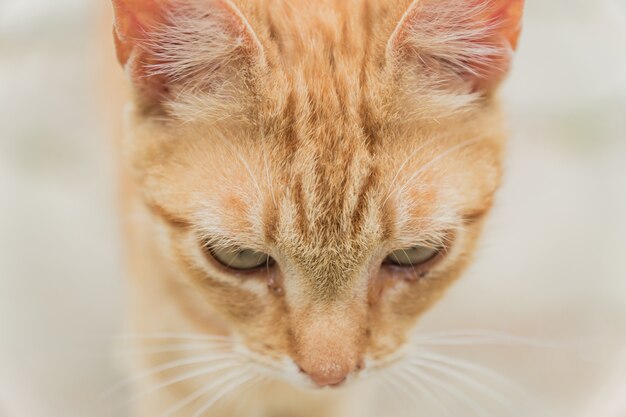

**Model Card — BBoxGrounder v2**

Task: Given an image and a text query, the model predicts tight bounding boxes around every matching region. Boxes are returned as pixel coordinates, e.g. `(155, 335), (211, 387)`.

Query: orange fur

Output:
(107, 0), (524, 415)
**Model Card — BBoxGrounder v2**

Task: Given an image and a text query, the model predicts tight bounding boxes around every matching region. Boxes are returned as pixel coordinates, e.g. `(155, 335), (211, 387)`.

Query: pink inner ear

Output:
(465, 0), (525, 91)
(392, 0), (525, 93)
(489, 0), (524, 50)
(112, 0), (167, 67)
(112, 0), (264, 106)
(464, 0), (524, 52)
(112, 0), (174, 104)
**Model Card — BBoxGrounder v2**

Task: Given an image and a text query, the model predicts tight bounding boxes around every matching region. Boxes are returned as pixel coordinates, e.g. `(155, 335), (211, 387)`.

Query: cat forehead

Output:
(256, 81), (396, 247)
(253, 0), (392, 64)
(261, 85), (381, 154)
(206, 128), (444, 253)
(169, 86), (461, 246)
(267, 146), (386, 243)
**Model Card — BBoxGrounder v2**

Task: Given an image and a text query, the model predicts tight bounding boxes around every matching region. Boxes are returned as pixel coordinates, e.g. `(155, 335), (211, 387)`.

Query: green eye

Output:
(384, 246), (440, 267)
(209, 246), (273, 271)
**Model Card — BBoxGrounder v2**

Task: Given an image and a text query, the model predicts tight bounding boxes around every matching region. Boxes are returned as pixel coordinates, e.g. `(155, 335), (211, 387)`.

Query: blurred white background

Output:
(0, 0), (625, 416)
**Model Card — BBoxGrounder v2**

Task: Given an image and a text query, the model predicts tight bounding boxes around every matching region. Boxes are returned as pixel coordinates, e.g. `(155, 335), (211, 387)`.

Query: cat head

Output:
(113, 0), (524, 388)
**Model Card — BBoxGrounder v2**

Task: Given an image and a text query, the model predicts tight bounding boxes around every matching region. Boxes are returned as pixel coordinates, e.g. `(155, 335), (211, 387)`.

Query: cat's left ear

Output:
(112, 0), (265, 109)
(387, 0), (524, 94)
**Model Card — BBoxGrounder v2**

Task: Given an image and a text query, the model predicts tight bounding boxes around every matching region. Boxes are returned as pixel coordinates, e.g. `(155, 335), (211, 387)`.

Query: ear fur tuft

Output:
(388, 0), (525, 94)
(112, 0), (264, 111)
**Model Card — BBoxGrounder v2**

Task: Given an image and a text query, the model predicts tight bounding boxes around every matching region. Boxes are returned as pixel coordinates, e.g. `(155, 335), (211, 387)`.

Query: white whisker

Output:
(395, 366), (455, 417)
(382, 136), (438, 206)
(113, 333), (233, 342)
(386, 370), (423, 412)
(157, 366), (253, 417)
(116, 360), (243, 409)
(260, 130), (278, 209)
(394, 137), (484, 201)
(405, 364), (490, 417)
(190, 369), (260, 417)
(378, 374), (404, 416)
(412, 329), (554, 348)
(115, 342), (233, 357)
(410, 356), (513, 413)
(101, 353), (239, 399)
(236, 151), (264, 205)
(413, 350), (547, 415)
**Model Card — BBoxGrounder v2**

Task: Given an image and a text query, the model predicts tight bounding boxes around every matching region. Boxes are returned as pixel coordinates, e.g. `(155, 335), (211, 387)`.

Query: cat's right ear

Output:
(387, 0), (524, 95)
(112, 0), (265, 111)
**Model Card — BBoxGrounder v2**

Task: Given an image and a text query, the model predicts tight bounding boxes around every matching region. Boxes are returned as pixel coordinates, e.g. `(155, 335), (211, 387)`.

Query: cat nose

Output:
(297, 359), (364, 387)
(299, 364), (347, 387)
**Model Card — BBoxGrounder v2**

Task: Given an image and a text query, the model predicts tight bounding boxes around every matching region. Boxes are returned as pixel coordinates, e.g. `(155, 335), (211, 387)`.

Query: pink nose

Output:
(304, 369), (347, 387)
(298, 360), (362, 387)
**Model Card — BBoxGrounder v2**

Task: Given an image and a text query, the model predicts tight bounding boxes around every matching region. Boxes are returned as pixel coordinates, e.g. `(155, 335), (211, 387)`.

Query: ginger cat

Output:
(109, 0), (524, 416)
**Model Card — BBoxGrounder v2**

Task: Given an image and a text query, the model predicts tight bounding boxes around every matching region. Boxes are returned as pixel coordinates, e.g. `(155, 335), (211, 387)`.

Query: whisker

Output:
(394, 137), (485, 202)
(382, 136), (438, 206)
(394, 367), (459, 417)
(189, 368), (260, 417)
(378, 374), (403, 416)
(395, 366), (455, 417)
(112, 333), (233, 342)
(259, 129), (277, 209)
(413, 350), (547, 415)
(410, 356), (513, 414)
(156, 365), (253, 417)
(218, 135), (264, 205)
(231, 369), (270, 415)
(115, 342), (233, 357)
(385, 370), (424, 413)
(404, 364), (490, 417)
(412, 329), (554, 348)
(115, 360), (243, 409)
(400, 247), (420, 278)
(101, 353), (239, 399)
(180, 127), (258, 195)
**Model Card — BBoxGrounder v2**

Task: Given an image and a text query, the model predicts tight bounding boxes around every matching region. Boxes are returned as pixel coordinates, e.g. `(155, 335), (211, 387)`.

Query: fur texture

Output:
(110, 0), (524, 415)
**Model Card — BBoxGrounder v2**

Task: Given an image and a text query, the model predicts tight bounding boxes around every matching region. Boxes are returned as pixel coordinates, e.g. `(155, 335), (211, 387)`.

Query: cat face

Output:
(114, 0), (523, 388)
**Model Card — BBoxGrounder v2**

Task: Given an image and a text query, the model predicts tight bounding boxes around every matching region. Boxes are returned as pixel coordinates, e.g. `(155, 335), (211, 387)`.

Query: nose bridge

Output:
(291, 302), (366, 386)
(296, 241), (369, 301)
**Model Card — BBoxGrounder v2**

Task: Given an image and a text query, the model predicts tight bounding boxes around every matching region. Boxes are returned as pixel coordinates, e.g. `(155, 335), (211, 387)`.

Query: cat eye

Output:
(208, 245), (273, 271)
(384, 246), (440, 267)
